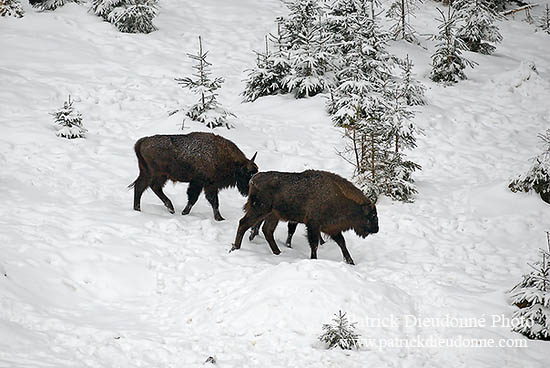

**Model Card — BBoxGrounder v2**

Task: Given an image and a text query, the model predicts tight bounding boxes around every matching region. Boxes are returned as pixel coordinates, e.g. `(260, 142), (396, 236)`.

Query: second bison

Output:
(130, 132), (258, 221)
(231, 170), (379, 265)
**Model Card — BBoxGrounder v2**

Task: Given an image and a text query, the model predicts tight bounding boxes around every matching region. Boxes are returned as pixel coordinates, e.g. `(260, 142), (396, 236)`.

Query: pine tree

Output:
(91, 0), (124, 20)
(386, 0), (421, 43)
(509, 233), (550, 340)
(52, 96), (87, 139)
(319, 311), (361, 350)
(31, 0), (81, 11)
(397, 55), (426, 106)
(430, 7), (476, 84)
(278, 0), (333, 98)
(91, 0), (158, 33)
(175, 36), (234, 129)
(283, 22), (334, 98)
(241, 23), (292, 102)
(509, 129), (550, 204)
(538, 4), (550, 35)
(0, 0), (24, 17)
(454, 0), (502, 55)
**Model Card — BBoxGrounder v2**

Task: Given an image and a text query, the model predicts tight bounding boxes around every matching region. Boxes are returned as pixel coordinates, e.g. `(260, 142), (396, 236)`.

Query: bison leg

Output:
(285, 222), (298, 248)
(232, 212), (267, 251)
(306, 224), (321, 260)
(262, 214), (281, 255)
(151, 176), (175, 214)
(133, 174), (151, 212)
(182, 181), (202, 216)
(331, 232), (355, 265)
(249, 221), (261, 241)
(204, 186), (224, 221)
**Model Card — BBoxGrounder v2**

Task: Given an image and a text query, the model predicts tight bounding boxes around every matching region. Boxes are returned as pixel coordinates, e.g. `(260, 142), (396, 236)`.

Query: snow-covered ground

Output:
(1, 0), (549, 367)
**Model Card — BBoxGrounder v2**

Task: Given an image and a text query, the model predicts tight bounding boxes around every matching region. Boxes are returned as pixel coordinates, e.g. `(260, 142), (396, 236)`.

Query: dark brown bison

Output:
(130, 132), (258, 221)
(231, 170), (378, 265)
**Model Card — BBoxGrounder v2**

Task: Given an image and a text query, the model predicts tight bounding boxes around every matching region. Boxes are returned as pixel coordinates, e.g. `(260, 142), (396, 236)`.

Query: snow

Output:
(1, 0), (549, 367)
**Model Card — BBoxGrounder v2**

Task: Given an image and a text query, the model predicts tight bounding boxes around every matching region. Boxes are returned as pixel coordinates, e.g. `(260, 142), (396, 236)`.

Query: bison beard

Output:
(130, 132), (258, 221)
(231, 170), (379, 265)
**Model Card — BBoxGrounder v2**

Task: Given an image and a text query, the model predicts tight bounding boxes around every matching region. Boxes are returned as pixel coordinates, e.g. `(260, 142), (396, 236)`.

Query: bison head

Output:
(354, 203), (379, 238)
(236, 152), (258, 196)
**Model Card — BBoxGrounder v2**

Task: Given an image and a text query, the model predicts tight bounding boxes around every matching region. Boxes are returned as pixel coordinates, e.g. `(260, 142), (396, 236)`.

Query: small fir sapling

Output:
(386, 0), (421, 43)
(319, 310), (361, 350)
(241, 25), (292, 102)
(91, 0), (124, 20)
(108, 0), (158, 34)
(454, 0), (503, 55)
(430, 7), (477, 84)
(31, 0), (81, 11)
(538, 4), (550, 34)
(52, 95), (87, 139)
(283, 23), (334, 98)
(509, 232), (550, 340)
(0, 0), (24, 17)
(382, 84), (422, 202)
(280, 0), (333, 97)
(509, 129), (550, 204)
(90, 0), (158, 33)
(175, 36), (234, 129)
(397, 55), (426, 106)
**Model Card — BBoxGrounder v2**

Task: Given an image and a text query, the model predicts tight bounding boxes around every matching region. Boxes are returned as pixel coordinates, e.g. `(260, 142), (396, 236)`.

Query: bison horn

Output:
(251, 152), (257, 162)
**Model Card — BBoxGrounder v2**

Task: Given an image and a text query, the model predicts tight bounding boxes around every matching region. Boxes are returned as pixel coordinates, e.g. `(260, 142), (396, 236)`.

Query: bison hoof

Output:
(134, 206), (141, 212)
(167, 207), (175, 214)
(272, 249), (281, 255)
(285, 242), (292, 248)
(229, 245), (239, 253)
(181, 207), (191, 215)
(249, 233), (257, 241)
(345, 259), (355, 265)
(214, 214), (225, 221)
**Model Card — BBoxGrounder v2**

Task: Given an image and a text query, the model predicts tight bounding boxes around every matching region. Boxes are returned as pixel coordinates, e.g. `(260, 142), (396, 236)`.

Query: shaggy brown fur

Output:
(130, 132), (258, 221)
(231, 170), (378, 265)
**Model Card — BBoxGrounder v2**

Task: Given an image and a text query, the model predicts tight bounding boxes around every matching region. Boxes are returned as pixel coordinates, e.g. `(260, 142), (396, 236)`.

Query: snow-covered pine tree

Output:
(278, 0), (334, 97)
(319, 311), (361, 350)
(281, 0), (322, 45)
(108, 0), (158, 34)
(538, 4), (550, 34)
(386, 0), (421, 43)
(454, 0), (503, 55)
(430, 7), (476, 84)
(0, 0), (24, 17)
(52, 95), (87, 139)
(397, 55), (426, 105)
(382, 84), (422, 202)
(283, 21), (334, 98)
(241, 21), (293, 102)
(91, 0), (158, 33)
(509, 233), (550, 340)
(31, 0), (81, 11)
(91, 0), (124, 20)
(175, 36), (234, 129)
(509, 129), (550, 204)
(328, 7), (395, 118)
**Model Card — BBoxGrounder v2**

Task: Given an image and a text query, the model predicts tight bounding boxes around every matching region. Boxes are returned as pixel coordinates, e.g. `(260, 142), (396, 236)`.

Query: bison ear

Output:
(251, 152), (257, 162)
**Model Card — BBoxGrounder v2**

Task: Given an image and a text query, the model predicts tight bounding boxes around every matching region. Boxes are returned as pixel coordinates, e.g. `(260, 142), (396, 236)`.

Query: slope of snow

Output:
(1, 0), (549, 367)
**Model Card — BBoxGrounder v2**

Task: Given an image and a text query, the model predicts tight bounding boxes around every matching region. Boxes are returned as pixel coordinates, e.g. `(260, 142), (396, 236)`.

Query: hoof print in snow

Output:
(204, 356), (216, 365)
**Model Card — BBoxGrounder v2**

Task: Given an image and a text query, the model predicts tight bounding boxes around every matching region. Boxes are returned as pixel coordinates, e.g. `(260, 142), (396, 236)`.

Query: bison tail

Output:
(128, 137), (149, 189)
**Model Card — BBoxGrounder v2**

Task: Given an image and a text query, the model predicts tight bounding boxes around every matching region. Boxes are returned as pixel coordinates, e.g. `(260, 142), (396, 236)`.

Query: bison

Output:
(231, 170), (378, 265)
(130, 132), (258, 221)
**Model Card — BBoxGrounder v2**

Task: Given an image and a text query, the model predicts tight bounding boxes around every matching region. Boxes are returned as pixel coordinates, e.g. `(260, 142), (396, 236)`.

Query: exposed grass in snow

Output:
(0, 0), (549, 367)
